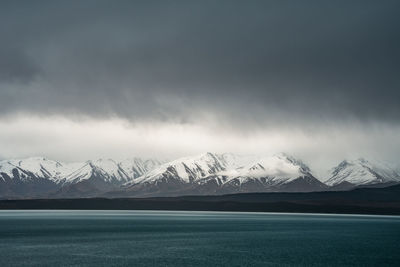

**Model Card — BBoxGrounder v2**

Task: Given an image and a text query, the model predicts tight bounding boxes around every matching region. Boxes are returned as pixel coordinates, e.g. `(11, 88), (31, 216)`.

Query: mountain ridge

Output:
(0, 153), (399, 199)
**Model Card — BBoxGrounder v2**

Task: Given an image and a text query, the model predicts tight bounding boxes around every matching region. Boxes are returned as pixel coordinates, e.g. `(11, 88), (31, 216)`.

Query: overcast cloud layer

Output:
(0, 1), (399, 173)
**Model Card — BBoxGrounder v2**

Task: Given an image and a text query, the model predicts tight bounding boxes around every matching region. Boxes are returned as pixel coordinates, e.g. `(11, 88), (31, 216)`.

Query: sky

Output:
(0, 0), (399, 175)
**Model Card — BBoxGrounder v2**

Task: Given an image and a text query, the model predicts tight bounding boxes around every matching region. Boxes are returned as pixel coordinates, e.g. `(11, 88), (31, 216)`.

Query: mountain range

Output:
(0, 153), (399, 199)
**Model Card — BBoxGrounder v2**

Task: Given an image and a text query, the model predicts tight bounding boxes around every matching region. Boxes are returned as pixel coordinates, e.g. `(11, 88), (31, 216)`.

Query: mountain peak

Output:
(357, 157), (368, 164)
(326, 158), (400, 186)
(1, 153), (398, 198)
(131, 152), (227, 185)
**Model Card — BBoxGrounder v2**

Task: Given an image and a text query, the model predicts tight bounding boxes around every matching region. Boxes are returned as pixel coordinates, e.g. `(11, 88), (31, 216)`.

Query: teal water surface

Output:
(0, 210), (399, 266)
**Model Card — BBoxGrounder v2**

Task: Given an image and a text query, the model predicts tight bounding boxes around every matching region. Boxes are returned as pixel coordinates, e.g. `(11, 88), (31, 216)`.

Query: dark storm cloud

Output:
(0, 0), (399, 126)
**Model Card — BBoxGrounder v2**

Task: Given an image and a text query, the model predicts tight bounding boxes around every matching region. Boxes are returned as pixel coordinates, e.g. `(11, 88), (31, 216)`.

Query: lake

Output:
(0, 210), (399, 266)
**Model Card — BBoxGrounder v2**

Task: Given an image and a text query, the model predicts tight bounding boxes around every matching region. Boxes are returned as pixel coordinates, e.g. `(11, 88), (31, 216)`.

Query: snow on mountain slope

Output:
(240, 154), (306, 179)
(128, 152), (227, 186)
(216, 153), (315, 186)
(0, 157), (163, 187)
(119, 158), (163, 179)
(129, 152), (314, 186)
(0, 161), (21, 179)
(0, 157), (84, 198)
(3, 153), (398, 198)
(0, 157), (78, 182)
(326, 158), (400, 186)
(123, 152), (325, 196)
(51, 158), (162, 198)
(218, 153), (259, 169)
(218, 153), (310, 183)
(61, 158), (163, 185)
(61, 161), (105, 184)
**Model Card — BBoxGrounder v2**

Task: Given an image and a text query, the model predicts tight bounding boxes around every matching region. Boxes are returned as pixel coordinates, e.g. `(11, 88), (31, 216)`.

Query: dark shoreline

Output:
(1, 184), (400, 215)
(0, 199), (399, 216)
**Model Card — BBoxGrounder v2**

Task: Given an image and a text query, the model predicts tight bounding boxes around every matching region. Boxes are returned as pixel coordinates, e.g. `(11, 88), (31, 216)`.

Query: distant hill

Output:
(1, 183), (400, 215)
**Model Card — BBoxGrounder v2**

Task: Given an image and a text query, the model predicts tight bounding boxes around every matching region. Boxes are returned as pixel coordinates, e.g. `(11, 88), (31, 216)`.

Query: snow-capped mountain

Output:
(62, 159), (129, 185)
(1, 154), (399, 198)
(326, 158), (400, 187)
(199, 153), (327, 194)
(121, 152), (228, 196)
(220, 153), (310, 180)
(0, 157), (76, 182)
(126, 152), (227, 185)
(0, 157), (79, 198)
(216, 153), (324, 190)
(0, 157), (163, 198)
(59, 158), (165, 184)
(122, 153), (327, 197)
(56, 158), (165, 197)
(119, 158), (163, 179)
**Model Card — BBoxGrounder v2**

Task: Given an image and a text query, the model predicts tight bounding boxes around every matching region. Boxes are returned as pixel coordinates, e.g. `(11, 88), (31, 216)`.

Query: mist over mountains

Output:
(1, 153), (399, 199)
